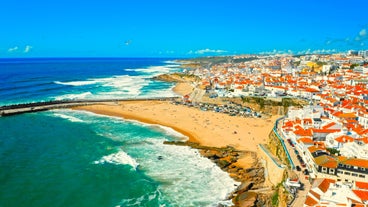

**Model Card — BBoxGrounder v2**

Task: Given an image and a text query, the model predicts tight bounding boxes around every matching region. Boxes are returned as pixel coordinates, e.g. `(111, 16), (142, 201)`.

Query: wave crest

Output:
(54, 80), (98, 86)
(94, 150), (139, 170)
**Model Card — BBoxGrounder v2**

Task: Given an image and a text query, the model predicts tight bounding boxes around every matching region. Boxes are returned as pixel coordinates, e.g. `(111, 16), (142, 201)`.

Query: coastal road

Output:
(283, 138), (311, 206)
(276, 123), (311, 206)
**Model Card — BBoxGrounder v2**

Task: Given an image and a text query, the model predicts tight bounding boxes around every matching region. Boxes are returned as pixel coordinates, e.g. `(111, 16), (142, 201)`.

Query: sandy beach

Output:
(73, 83), (279, 170)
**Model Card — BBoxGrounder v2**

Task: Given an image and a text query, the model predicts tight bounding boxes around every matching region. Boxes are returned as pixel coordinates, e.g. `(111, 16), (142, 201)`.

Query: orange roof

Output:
(303, 118), (313, 124)
(335, 135), (354, 143)
(353, 190), (368, 201)
(283, 120), (294, 128)
(294, 128), (313, 136)
(319, 179), (336, 193)
(322, 122), (339, 129)
(332, 111), (343, 117)
(356, 181), (368, 190)
(338, 113), (357, 119)
(305, 87), (320, 93)
(305, 195), (318, 206)
(355, 137), (368, 144)
(314, 155), (338, 168)
(298, 137), (314, 144)
(308, 145), (326, 153)
(312, 128), (340, 134)
(341, 158), (368, 168)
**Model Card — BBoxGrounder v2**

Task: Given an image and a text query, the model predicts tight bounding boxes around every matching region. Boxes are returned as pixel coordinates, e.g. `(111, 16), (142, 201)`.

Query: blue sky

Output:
(1, 0), (367, 57)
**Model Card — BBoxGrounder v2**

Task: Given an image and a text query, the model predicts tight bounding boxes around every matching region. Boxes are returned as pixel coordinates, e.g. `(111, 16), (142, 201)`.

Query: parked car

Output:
(296, 166), (301, 171)
(303, 169), (309, 175)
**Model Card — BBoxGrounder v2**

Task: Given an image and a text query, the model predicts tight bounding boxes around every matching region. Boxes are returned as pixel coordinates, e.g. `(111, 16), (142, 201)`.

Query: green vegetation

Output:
(271, 190), (279, 206)
(253, 97), (265, 109)
(350, 63), (360, 69)
(326, 148), (340, 156)
(242, 97), (306, 107)
(271, 182), (285, 206)
(316, 61), (328, 66)
(183, 56), (258, 66)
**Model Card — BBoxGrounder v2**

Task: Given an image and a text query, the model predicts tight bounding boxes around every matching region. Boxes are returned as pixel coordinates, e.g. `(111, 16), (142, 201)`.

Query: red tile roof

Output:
(298, 137), (314, 144)
(313, 128), (341, 134)
(341, 158), (368, 168)
(335, 135), (354, 143)
(305, 195), (318, 206)
(322, 179), (336, 192)
(353, 190), (368, 201)
(308, 145), (326, 153)
(322, 122), (339, 129)
(294, 128), (313, 136)
(304, 118), (313, 124)
(338, 113), (357, 119)
(314, 155), (338, 168)
(356, 181), (368, 190)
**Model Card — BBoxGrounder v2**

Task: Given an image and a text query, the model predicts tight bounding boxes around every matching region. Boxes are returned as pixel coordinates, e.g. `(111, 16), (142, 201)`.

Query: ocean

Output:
(0, 58), (239, 207)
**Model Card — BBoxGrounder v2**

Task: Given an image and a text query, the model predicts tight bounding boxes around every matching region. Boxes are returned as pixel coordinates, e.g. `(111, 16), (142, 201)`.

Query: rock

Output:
(236, 191), (258, 207)
(243, 170), (257, 178)
(217, 159), (231, 169)
(228, 166), (240, 173)
(201, 150), (216, 158)
(236, 181), (254, 194)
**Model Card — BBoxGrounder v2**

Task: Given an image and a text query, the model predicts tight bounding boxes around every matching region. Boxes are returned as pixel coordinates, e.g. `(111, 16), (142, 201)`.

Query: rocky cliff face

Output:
(267, 130), (295, 206)
(267, 130), (289, 166)
(152, 73), (200, 83)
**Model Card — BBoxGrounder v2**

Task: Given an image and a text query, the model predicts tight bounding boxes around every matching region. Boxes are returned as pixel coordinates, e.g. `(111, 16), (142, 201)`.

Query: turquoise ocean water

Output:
(0, 58), (238, 207)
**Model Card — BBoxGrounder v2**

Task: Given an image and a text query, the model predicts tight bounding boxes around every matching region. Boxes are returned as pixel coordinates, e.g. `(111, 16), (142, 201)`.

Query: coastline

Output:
(73, 82), (280, 206)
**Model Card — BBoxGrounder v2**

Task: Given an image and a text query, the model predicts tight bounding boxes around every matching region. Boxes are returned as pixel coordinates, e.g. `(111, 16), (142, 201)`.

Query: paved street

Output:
(276, 123), (311, 206)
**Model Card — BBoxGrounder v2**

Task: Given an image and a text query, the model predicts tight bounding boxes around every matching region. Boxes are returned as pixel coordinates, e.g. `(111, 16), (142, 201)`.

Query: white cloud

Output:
(359, 29), (367, 37)
(24, 45), (32, 53)
(194, 48), (227, 54)
(7, 46), (19, 52)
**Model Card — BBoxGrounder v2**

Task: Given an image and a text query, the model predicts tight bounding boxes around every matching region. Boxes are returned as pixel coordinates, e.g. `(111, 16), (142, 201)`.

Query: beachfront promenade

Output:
(0, 97), (177, 117)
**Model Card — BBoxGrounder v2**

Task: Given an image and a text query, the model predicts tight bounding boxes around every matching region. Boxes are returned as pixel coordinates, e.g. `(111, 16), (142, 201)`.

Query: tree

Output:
(326, 148), (340, 156)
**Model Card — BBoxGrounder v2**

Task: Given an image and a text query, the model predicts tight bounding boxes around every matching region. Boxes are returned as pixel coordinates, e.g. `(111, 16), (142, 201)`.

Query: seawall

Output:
(0, 97), (177, 116)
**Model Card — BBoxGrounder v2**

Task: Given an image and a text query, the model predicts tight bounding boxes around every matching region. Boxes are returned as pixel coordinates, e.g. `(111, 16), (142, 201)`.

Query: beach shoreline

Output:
(72, 82), (281, 206)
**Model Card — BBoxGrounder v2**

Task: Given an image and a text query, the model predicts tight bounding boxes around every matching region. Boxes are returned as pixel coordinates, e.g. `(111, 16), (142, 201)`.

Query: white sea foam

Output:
(55, 92), (93, 100)
(151, 125), (188, 141)
(130, 139), (240, 206)
(133, 66), (173, 75)
(94, 150), (139, 170)
(100, 75), (150, 95)
(125, 119), (188, 141)
(54, 80), (99, 86)
(124, 64), (179, 76)
(118, 189), (163, 207)
(53, 62), (181, 101)
(56, 110), (238, 206)
(52, 113), (84, 122)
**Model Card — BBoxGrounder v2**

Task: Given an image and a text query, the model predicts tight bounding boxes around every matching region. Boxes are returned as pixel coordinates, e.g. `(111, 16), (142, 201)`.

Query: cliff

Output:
(152, 73), (200, 83)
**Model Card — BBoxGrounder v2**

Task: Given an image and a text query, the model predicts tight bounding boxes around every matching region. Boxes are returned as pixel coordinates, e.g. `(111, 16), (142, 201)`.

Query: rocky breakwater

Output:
(164, 141), (273, 207)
